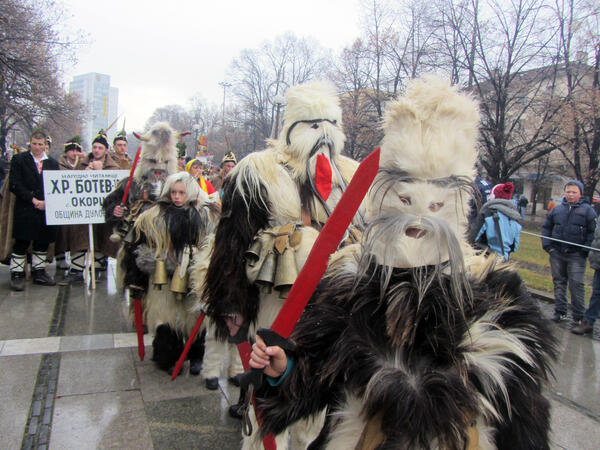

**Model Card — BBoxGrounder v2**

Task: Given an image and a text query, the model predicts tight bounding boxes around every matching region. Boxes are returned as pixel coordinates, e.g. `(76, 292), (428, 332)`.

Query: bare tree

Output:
(529, 155), (551, 215)
(359, 0), (397, 117)
(0, 0), (86, 153)
(333, 39), (383, 160)
(145, 105), (193, 132)
(227, 33), (330, 152)
(38, 93), (86, 159)
(433, 0), (480, 85)
(187, 94), (225, 159)
(437, 0), (562, 184)
(550, 0), (600, 197)
(385, 0), (441, 92)
(229, 48), (271, 151)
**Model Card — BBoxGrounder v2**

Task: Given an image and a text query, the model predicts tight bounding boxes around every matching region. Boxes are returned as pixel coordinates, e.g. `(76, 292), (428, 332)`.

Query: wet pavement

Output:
(0, 261), (599, 449)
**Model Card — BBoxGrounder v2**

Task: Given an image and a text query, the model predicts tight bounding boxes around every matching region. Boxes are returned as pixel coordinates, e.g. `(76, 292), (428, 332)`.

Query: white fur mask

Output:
(364, 76), (480, 269)
(365, 175), (472, 268)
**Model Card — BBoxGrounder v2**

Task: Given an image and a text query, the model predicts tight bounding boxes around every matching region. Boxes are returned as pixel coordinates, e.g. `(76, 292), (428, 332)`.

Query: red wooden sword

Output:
(171, 312), (205, 380)
(120, 145), (142, 205)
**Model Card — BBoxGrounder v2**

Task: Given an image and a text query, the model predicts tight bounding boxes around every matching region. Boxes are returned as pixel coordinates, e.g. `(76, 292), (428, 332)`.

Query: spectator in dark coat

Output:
(466, 173), (493, 244)
(542, 180), (597, 325)
(517, 194), (529, 219)
(572, 219), (600, 335)
(8, 130), (59, 291)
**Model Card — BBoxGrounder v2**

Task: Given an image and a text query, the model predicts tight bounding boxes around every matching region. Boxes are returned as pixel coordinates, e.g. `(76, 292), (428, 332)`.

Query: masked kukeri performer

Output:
(128, 172), (218, 373)
(105, 123), (182, 344)
(103, 122), (180, 248)
(250, 77), (558, 449)
(202, 80), (363, 449)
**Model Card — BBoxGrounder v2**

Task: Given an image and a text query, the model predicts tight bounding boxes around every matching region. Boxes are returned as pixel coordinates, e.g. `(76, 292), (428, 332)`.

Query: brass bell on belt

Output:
(153, 258), (168, 290)
(122, 225), (135, 244)
(256, 251), (276, 287)
(274, 247), (298, 295)
(245, 239), (261, 268)
(170, 266), (189, 300)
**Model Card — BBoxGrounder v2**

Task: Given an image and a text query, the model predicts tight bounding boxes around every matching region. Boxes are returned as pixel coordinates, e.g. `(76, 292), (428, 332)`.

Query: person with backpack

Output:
(475, 182), (522, 260)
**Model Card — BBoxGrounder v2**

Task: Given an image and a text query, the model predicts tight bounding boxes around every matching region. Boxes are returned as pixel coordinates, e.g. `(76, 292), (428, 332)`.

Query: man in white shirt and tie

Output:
(8, 129), (59, 291)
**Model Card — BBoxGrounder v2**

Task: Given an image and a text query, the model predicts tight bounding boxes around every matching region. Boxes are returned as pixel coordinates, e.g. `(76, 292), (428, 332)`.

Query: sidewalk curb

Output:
(529, 288), (554, 304)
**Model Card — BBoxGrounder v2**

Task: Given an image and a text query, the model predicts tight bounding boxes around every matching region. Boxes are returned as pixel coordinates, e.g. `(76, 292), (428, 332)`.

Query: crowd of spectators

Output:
(0, 129), (233, 291)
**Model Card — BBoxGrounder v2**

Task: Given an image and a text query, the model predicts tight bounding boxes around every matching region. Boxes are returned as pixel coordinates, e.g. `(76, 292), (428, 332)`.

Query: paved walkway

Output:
(0, 261), (599, 449)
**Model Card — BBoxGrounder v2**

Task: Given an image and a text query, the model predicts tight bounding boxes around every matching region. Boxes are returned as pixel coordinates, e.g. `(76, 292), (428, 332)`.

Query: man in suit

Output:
(8, 129), (59, 291)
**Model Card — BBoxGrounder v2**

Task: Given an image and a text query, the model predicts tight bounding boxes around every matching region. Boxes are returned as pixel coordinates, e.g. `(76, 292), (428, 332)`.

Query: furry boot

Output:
(152, 324), (183, 372)
(187, 328), (206, 375)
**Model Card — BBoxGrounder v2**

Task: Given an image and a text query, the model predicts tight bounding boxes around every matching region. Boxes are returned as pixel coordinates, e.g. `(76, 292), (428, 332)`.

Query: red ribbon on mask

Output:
(315, 154), (332, 200)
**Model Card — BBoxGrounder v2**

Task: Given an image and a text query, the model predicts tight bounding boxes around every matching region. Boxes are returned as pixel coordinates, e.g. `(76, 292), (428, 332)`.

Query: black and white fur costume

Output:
(255, 77), (558, 449)
(188, 234), (244, 385)
(129, 172), (218, 372)
(203, 80), (364, 449)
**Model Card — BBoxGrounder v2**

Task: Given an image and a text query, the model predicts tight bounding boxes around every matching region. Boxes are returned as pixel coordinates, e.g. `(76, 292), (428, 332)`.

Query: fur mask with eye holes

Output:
(134, 122), (179, 181)
(363, 76), (479, 272)
(273, 80), (346, 185)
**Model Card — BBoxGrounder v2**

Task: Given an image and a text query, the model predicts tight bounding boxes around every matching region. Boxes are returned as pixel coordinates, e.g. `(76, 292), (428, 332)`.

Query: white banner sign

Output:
(43, 170), (129, 225)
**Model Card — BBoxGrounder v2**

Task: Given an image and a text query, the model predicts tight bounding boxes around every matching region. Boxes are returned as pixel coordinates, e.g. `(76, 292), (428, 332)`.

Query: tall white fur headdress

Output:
(277, 80), (345, 166)
(364, 76), (480, 269)
(379, 76), (479, 180)
(281, 80), (343, 134)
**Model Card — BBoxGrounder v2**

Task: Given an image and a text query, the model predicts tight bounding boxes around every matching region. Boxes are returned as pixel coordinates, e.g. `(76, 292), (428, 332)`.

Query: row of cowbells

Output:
(246, 239), (298, 299)
(152, 258), (189, 300)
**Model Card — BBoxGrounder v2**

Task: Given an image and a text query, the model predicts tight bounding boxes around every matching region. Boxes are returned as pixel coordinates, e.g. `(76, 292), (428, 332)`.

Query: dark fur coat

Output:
(256, 258), (557, 449)
(203, 175), (269, 339)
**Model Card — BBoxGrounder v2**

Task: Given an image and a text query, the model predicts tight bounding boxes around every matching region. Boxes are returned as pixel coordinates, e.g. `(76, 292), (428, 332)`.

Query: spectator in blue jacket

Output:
(542, 180), (597, 324)
(475, 182), (522, 260)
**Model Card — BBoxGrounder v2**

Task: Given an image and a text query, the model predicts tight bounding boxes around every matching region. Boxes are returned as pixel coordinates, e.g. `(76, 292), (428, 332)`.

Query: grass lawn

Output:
(511, 227), (593, 300)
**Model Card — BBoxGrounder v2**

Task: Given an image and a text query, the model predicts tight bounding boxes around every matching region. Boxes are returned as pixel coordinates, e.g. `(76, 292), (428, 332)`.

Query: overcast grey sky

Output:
(62, 0), (363, 132)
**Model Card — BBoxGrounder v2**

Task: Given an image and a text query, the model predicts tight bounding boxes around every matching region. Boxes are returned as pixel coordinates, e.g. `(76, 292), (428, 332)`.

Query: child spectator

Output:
(475, 182), (522, 260)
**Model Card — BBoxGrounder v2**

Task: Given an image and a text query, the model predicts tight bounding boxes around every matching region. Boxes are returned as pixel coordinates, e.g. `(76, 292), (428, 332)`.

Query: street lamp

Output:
(267, 80), (288, 139)
(218, 82), (231, 127)
(192, 124), (201, 158)
(271, 95), (285, 138)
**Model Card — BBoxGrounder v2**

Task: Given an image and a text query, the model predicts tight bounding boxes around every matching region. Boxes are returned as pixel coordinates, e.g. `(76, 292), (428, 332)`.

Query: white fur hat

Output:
(281, 80), (343, 141)
(379, 76), (480, 180)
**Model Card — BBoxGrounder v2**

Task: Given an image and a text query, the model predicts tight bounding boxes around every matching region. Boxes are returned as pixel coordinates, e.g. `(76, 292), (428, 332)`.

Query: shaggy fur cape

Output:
(204, 81), (363, 341)
(256, 255), (557, 449)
